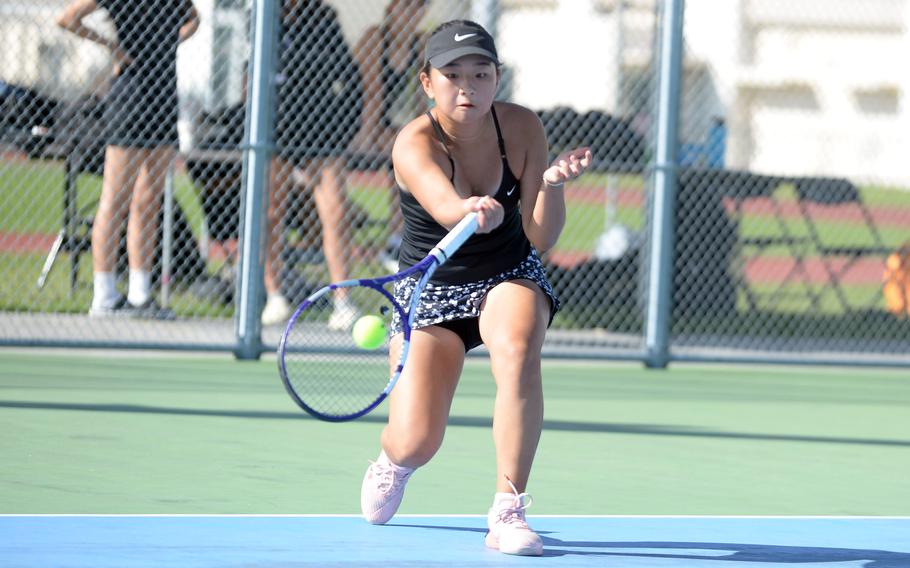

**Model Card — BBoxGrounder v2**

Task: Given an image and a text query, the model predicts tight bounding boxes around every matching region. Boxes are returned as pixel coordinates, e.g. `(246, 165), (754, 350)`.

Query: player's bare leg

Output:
(361, 327), (464, 524)
(92, 146), (143, 274)
(120, 146), (175, 314)
(311, 157), (349, 285)
(480, 279), (548, 492)
(310, 157), (359, 329)
(382, 327), (465, 466)
(260, 158), (293, 325)
(89, 145), (143, 314)
(127, 147), (173, 272)
(478, 279), (548, 556)
(264, 157), (292, 299)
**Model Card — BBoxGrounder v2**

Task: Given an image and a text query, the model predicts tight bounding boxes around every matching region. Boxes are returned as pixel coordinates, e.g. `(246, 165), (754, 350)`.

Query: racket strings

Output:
(281, 284), (399, 419)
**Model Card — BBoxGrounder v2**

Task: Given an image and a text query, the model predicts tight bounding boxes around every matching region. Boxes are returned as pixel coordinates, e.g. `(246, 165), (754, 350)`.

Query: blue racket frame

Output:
(278, 213), (479, 422)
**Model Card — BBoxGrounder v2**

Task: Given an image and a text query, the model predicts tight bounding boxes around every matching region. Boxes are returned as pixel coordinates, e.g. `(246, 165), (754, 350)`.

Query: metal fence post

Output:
(234, 0), (278, 360)
(644, 0), (685, 369)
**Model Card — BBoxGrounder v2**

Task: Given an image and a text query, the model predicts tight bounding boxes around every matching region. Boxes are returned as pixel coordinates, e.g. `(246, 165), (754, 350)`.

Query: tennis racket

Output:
(278, 212), (479, 422)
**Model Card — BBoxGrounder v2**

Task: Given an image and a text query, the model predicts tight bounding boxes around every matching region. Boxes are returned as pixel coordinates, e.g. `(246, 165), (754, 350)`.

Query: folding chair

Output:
(724, 172), (828, 312)
(722, 170), (892, 313)
(793, 177), (892, 311)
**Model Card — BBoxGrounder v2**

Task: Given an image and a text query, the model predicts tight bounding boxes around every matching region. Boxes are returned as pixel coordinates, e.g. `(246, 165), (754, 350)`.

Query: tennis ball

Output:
(352, 315), (387, 350)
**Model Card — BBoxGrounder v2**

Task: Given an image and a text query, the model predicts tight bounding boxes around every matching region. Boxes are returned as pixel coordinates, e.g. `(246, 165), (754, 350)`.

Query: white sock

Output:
(92, 272), (119, 309)
(492, 492), (517, 508)
(127, 269), (151, 306)
(379, 450), (414, 474)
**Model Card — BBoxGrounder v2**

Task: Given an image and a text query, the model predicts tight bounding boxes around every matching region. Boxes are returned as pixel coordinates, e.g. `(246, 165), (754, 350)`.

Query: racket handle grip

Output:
(432, 212), (479, 261)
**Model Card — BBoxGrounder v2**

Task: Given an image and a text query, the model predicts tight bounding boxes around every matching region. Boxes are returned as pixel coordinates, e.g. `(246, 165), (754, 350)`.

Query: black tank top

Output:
(398, 105), (530, 285)
(98, 0), (190, 81)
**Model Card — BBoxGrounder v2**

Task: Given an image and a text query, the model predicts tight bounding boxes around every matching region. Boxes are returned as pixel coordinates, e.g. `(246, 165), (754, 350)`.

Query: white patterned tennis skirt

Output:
(389, 250), (559, 336)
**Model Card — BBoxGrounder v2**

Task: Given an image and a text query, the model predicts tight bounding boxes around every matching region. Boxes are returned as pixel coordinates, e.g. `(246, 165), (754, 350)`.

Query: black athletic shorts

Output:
(389, 250), (558, 352)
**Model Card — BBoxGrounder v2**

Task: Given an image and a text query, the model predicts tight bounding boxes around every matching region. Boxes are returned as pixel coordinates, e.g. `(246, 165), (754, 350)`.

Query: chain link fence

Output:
(671, 0), (910, 364)
(1, 0), (908, 365)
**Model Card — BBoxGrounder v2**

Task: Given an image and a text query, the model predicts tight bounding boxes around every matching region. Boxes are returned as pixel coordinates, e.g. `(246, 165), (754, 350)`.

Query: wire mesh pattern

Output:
(1, 0), (908, 365)
(671, 0), (910, 363)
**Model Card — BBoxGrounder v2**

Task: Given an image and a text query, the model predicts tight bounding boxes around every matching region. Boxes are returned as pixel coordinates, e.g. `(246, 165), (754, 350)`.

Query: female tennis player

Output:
(359, 20), (592, 556)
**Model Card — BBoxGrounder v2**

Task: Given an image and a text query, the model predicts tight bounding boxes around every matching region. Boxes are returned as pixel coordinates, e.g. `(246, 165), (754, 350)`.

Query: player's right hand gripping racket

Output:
(278, 212), (479, 422)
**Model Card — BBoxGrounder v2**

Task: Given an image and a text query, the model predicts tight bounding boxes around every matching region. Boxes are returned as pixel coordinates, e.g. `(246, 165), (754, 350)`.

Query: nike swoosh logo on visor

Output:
(454, 33), (477, 42)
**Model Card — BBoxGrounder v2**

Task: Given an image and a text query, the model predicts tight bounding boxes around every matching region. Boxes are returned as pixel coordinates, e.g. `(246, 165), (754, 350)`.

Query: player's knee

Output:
(489, 340), (543, 397)
(383, 427), (443, 467)
(488, 334), (536, 367)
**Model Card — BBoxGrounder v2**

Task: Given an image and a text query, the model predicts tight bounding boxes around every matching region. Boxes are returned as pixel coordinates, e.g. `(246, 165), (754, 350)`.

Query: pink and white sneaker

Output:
(360, 450), (415, 525)
(484, 475), (544, 556)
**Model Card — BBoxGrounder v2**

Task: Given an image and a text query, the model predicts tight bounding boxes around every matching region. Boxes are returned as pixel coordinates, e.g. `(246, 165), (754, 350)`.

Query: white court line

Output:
(2, 514), (908, 519)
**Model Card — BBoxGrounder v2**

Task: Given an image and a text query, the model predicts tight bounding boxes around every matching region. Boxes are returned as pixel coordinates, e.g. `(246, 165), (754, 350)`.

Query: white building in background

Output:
(685, 0), (909, 186)
(499, 0), (909, 187)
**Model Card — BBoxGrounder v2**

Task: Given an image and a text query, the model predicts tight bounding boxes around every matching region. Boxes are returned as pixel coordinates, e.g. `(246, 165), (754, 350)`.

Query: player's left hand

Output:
(543, 147), (593, 186)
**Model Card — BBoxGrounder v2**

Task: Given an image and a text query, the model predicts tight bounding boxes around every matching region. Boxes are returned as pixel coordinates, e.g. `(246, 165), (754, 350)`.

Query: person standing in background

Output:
(57, 0), (199, 318)
(350, 0), (430, 272)
(260, 0), (364, 329)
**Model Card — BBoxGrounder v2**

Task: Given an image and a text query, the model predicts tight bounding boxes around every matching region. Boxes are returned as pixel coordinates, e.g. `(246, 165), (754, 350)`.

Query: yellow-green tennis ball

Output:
(352, 315), (387, 350)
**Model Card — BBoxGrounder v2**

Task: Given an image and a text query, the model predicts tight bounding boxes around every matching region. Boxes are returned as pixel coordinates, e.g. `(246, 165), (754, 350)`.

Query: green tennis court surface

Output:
(1, 350), (907, 516)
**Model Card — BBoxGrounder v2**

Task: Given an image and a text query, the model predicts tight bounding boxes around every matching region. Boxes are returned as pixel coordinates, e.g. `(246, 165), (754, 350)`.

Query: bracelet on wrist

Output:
(544, 178), (565, 190)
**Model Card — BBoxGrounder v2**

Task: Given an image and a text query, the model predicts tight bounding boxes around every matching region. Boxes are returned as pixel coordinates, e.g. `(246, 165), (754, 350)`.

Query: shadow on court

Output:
(391, 523), (910, 566)
(3, 399), (909, 448)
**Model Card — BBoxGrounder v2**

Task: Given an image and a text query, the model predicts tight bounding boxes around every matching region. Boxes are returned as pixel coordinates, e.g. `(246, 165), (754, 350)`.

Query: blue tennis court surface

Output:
(2, 515), (908, 567)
